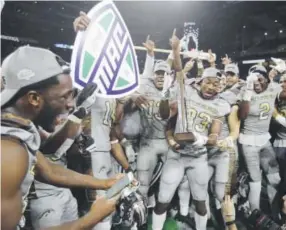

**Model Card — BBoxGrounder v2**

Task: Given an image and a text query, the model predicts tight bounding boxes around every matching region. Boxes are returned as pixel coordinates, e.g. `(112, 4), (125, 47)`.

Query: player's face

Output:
(34, 74), (75, 132)
(200, 77), (220, 99)
(280, 78), (286, 92)
(226, 72), (238, 88)
(217, 76), (226, 93)
(154, 70), (165, 90)
(253, 75), (268, 94)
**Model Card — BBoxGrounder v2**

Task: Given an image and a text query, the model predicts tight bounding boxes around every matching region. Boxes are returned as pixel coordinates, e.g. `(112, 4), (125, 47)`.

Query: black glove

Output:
(76, 82), (98, 112)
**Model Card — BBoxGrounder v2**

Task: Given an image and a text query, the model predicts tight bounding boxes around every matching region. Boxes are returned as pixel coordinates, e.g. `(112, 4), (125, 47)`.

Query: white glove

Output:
(246, 73), (259, 90)
(121, 138), (136, 163)
(192, 132), (208, 147)
(217, 136), (234, 151)
(270, 57), (286, 74)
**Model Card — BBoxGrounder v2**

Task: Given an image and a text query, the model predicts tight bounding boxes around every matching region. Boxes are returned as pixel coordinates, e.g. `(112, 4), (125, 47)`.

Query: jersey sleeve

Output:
(216, 100), (231, 118)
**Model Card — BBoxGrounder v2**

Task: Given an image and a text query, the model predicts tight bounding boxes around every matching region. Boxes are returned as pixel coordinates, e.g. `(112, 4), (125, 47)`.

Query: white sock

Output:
(180, 204), (189, 216)
(194, 212), (207, 230)
(205, 195), (211, 219)
(249, 181), (261, 211)
(152, 211), (167, 230)
(148, 194), (156, 208)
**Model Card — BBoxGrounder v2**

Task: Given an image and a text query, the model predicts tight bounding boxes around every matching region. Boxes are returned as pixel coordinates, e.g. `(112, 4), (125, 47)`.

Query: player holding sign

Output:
(152, 32), (231, 230)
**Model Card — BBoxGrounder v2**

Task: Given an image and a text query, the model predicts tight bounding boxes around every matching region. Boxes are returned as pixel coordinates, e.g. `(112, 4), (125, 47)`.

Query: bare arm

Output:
(110, 127), (129, 170)
(238, 101), (250, 120)
(207, 118), (223, 146)
(227, 105), (241, 140)
(1, 139), (29, 230)
(34, 152), (116, 190)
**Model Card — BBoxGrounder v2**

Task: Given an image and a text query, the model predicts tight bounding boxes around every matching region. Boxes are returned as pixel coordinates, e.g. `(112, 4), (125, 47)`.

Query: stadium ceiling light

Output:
(243, 25), (246, 28)
(280, 30), (283, 33)
(275, 20), (278, 22)
(264, 32), (268, 36)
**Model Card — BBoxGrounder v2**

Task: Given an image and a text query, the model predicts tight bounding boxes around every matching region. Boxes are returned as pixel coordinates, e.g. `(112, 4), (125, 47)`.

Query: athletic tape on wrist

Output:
(68, 114), (82, 124)
(110, 139), (119, 145)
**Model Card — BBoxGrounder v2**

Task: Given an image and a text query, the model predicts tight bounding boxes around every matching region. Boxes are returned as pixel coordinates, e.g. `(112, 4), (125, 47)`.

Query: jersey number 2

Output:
(259, 102), (270, 120)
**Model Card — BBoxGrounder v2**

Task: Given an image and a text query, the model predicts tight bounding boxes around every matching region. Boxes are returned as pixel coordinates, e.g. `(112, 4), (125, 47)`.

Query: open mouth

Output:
(203, 92), (215, 98)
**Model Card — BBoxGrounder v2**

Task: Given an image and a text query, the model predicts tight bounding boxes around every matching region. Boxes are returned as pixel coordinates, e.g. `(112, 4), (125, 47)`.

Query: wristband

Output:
(125, 167), (133, 173)
(226, 220), (236, 226)
(68, 114), (82, 124)
(110, 139), (119, 145)
(168, 139), (177, 146)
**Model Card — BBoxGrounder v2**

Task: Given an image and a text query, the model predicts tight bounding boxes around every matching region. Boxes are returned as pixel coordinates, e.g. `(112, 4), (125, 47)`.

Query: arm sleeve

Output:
(142, 54), (155, 78)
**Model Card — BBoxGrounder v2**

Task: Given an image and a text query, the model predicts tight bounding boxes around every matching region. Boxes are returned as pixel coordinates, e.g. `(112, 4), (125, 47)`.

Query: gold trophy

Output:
(173, 71), (195, 146)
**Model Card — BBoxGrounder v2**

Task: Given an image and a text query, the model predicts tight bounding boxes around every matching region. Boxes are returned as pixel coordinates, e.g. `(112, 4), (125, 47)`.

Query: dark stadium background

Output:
(1, 1), (286, 77)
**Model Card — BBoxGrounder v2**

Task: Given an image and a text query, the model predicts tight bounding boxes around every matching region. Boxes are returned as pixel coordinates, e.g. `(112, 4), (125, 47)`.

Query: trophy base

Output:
(174, 132), (195, 145)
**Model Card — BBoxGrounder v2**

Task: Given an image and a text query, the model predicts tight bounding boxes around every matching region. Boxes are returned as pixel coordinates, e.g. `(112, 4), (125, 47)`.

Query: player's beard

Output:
(34, 99), (59, 132)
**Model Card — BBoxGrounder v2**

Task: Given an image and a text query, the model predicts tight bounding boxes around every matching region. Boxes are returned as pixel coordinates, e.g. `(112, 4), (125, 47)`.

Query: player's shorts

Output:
(30, 189), (78, 229)
(240, 141), (279, 182)
(208, 151), (230, 183)
(137, 138), (168, 197)
(158, 149), (208, 203)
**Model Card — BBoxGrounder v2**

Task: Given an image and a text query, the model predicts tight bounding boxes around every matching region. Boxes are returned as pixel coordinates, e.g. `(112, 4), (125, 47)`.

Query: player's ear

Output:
(27, 91), (43, 108)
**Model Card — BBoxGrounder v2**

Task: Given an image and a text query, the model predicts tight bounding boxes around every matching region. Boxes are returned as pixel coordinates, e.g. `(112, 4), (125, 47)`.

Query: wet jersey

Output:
(91, 97), (116, 151)
(138, 77), (167, 139)
(174, 86), (231, 157)
(1, 112), (40, 227)
(238, 82), (281, 146)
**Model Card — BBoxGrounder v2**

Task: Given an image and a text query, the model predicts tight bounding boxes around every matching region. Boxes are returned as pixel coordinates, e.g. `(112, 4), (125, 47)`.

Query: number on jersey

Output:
(103, 101), (116, 126)
(259, 102), (270, 120)
(186, 108), (212, 133)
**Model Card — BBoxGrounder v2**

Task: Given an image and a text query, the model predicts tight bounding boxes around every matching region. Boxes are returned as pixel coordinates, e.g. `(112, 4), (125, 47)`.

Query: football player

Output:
(29, 84), (97, 229)
(132, 59), (172, 205)
(272, 74), (286, 194)
(152, 34), (231, 230)
(237, 64), (282, 211)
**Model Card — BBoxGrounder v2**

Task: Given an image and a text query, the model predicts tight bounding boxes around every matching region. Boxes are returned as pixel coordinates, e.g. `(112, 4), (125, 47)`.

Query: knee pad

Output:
(154, 202), (169, 215)
(194, 200), (207, 216)
(267, 173), (281, 187)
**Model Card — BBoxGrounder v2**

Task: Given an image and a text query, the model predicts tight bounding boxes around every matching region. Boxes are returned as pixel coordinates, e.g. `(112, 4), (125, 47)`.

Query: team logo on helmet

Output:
(71, 0), (139, 98)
